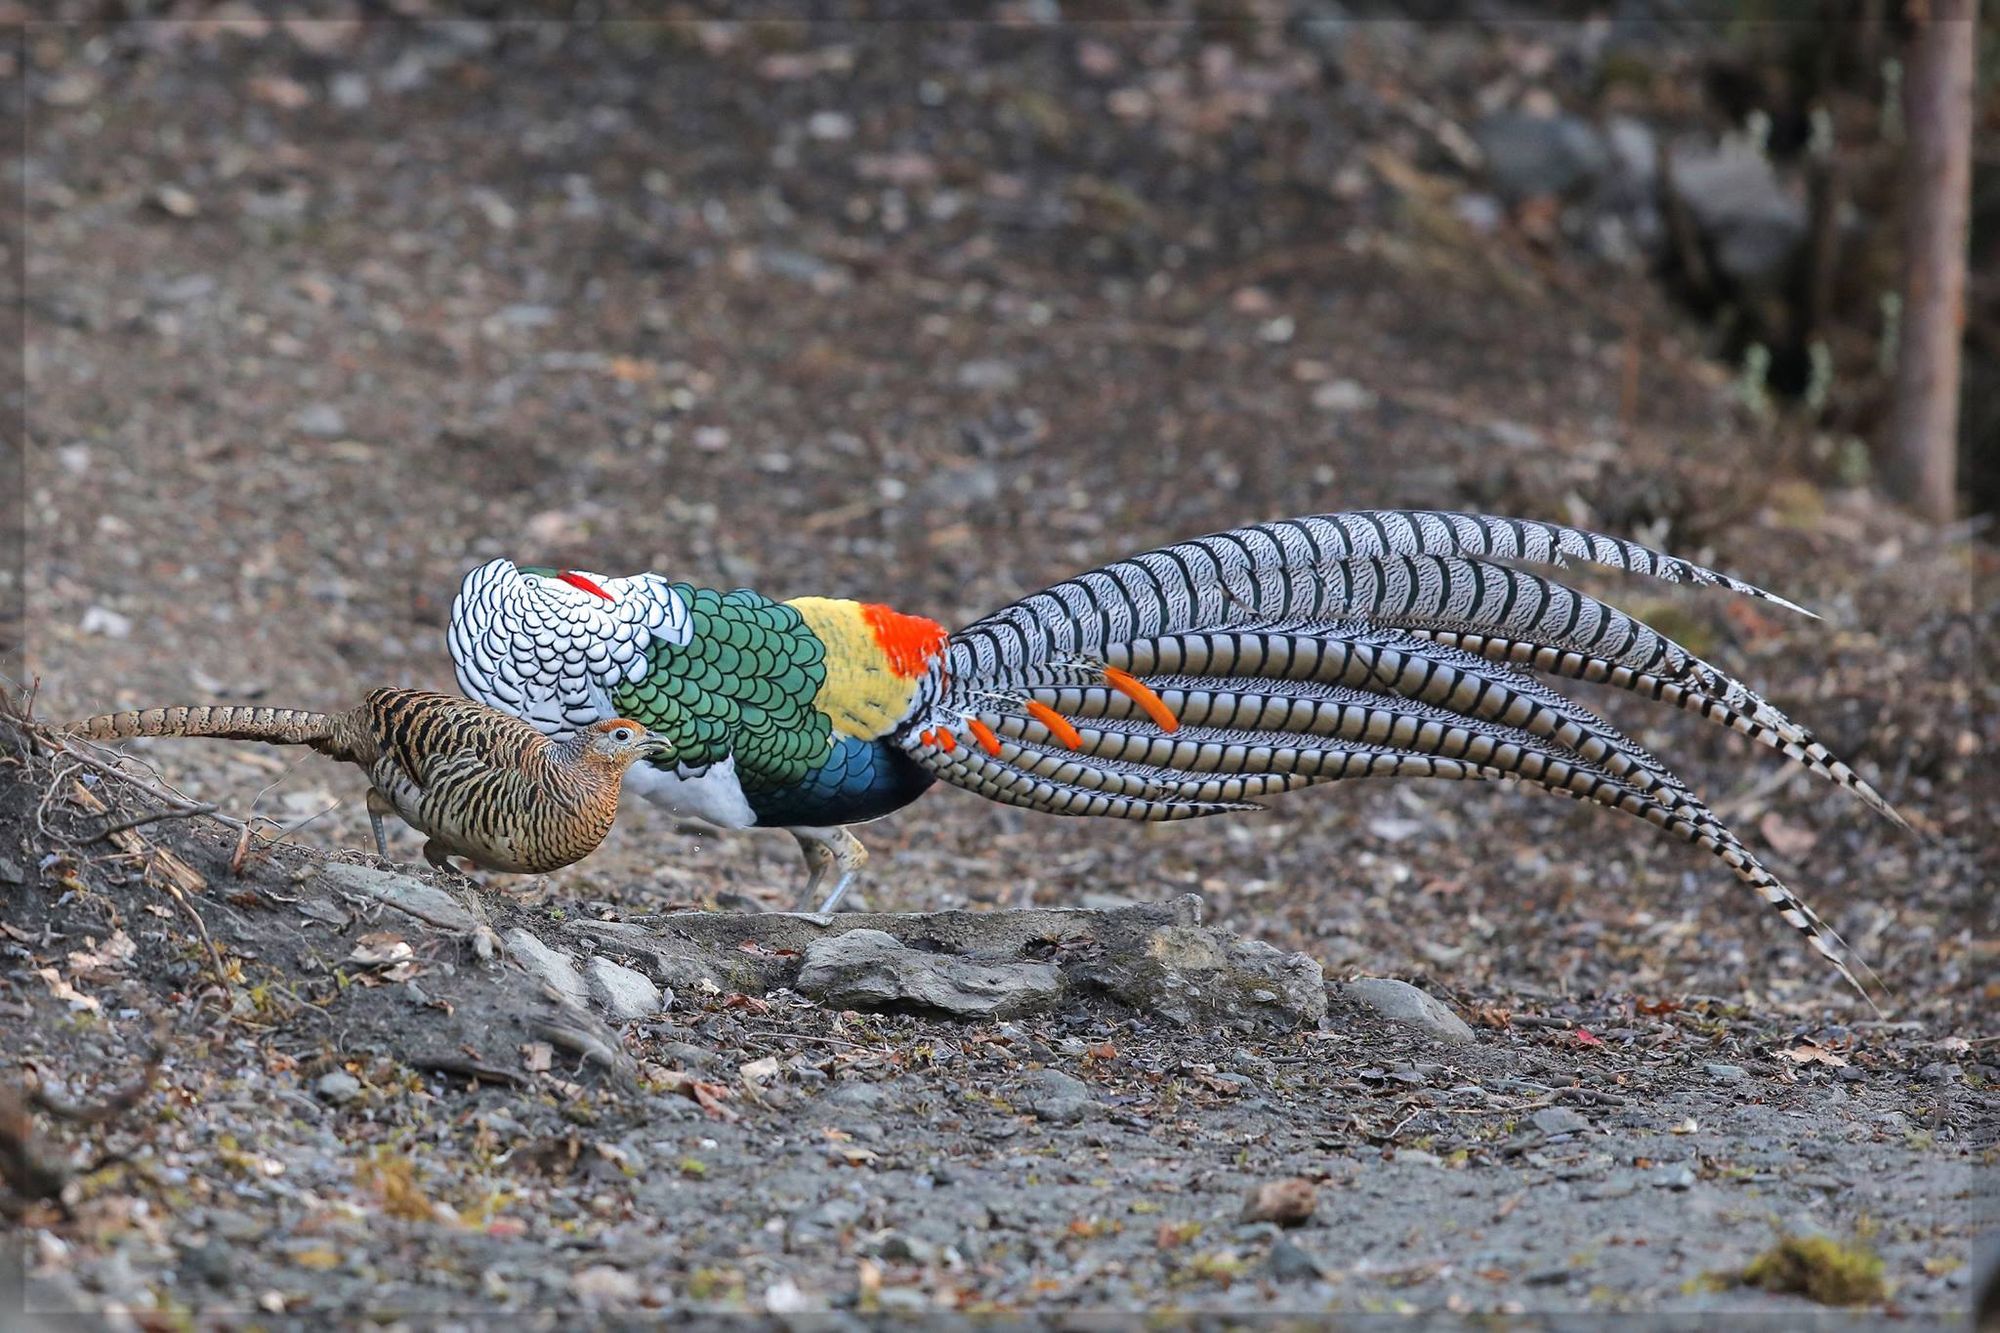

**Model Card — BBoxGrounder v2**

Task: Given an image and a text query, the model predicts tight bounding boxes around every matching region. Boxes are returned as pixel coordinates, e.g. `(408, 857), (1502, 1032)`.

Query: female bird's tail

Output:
(892, 510), (1896, 1009)
(69, 705), (373, 765)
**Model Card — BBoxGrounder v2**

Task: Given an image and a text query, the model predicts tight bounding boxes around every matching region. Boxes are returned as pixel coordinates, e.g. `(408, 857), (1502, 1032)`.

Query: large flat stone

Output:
(636, 895), (1201, 959)
(310, 862), (479, 934)
(1073, 925), (1326, 1032)
(794, 929), (1062, 1019)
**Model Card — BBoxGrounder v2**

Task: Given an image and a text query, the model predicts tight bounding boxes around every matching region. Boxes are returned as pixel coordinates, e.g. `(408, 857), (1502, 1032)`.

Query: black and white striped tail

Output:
(898, 511), (1897, 1008)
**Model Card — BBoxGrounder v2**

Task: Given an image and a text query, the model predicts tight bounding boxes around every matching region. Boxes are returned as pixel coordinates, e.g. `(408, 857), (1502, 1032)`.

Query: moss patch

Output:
(1740, 1232), (1888, 1307)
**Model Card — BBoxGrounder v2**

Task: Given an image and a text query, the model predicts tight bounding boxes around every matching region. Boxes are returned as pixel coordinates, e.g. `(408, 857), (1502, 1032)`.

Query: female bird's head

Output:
(576, 718), (675, 771)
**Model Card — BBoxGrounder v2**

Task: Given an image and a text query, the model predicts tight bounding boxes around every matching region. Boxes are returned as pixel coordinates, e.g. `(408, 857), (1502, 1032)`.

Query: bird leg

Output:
(365, 788), (394, 861)
(789, 826), (869, 914)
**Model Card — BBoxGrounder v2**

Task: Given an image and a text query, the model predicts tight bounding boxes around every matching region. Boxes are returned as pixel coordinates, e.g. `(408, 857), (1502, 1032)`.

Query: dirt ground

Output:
(5, 16), (1994, 1323)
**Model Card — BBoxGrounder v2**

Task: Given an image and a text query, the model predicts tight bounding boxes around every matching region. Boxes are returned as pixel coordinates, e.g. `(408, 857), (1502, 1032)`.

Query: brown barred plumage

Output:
(69, 689), (671, 874)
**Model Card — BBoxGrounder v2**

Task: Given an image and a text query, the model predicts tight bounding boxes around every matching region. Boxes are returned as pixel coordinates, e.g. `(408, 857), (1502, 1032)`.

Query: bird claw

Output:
(790, 827), (868, 914)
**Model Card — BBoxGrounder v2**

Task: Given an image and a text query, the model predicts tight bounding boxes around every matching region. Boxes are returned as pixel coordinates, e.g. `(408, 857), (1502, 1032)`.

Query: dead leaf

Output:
(1779, 1042), (1849, 1068)
(248, 75), (312, 110)
(1240, 1177), (1317, 1227)
(347, 933), (413, 968)
(521, 1042), (554, 1073)
(604, 356), (657, 383)
(645, 1066), (740, 1122)
(67, 930), (136, 979)
(36, 967), (101, 1013)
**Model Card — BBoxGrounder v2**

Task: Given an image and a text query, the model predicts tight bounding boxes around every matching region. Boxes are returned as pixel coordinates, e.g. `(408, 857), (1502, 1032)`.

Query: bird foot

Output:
(790, 826), (869, 914)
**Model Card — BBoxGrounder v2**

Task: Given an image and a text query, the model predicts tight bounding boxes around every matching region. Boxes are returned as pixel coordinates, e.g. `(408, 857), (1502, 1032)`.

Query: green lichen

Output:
(1740, 1232), (1888, 1307)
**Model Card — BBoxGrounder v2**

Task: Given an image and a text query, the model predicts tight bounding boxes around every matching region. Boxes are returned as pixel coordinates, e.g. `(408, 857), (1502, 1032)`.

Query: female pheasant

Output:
(69, 689), (672, 874)
(447, 510), (1903, 1002)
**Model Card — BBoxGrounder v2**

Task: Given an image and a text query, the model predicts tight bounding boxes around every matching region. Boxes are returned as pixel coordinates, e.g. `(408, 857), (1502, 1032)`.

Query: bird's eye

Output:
(612, 726), (634, 742)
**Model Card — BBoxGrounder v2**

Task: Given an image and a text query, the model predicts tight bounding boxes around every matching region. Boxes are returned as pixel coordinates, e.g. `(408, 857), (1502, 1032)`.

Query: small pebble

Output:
(1531, 1106), (1589, 1137)
(1705, 1063), (1748, 1082)
(314, 1071), (361, 1105)
(1266, 1237), (1325, 1282)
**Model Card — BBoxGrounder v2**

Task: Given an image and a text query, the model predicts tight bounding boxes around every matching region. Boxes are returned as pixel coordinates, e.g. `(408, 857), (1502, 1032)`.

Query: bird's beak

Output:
(640, 736), (676, 763)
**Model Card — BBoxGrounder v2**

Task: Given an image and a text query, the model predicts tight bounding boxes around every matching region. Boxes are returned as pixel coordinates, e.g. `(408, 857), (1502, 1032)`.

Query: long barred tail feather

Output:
(901, 510), (1896, 1006)
(68, 705), (367, 763)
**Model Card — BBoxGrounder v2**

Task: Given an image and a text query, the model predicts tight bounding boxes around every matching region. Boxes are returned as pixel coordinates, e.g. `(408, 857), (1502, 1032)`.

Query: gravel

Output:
(6, 16), (1990, 1324)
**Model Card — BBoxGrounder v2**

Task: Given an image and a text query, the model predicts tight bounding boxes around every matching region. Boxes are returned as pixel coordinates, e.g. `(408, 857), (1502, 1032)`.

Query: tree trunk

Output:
(1885, 0), (1977, 523)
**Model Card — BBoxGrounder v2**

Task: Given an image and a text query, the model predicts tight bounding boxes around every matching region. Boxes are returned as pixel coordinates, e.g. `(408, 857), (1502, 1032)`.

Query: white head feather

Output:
(447, 559), (691, 737)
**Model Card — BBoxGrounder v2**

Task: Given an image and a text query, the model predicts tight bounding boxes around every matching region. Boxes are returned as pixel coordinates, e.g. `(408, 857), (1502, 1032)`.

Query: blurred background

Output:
(13, 10), (1993, 1019)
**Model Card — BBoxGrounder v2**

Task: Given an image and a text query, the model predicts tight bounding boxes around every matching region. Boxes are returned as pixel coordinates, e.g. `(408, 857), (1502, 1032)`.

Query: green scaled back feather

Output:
(610, 586), (833, 791)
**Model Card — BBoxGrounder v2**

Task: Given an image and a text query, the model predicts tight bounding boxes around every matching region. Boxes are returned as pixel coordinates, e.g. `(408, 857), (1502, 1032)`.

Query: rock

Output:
(1241, 1177), (1317, 1228)
(1455, 192), (1504, 235)
(578, 898), (1321, 1030)
(1476, 112), (1609, 201)
(586, 957), (664, 1020)
(0, 854), (23, 885)
(151, 184), (200, 218)
(1706, 1062), (1749, 1083)
(293, 403), (346, 438)
(1076, 927), (1326, 1032)
(877, 1232), (936, 1264)
(1650, 1164), (1696, 1191)
(821, 1080), (888, 1110)
(505, 929), (590, 1009)
(569, 1264), (640, 1307)
(1019, 1068), (1095, 1123)
(80, 605), (133, 639)
(1311, 378), (1377, 412)
(1531, 1106), (1590, 1137)
(651, 894), (1198, 960)
(564, 919), (738, 993)
(499, 304), (555, 328)
(180, 1240), (236, 1289)
(655, 1041), (721, 1070)
(1665, 138), (1806, 288)
(795, 929), (1062, 1019)
(955, 359), (1020, 392)
(1335, 978), (1475, 1046)
(310, 863), (480, 933)
(1267, 1237), (1326, 1283)
(330, 72), (370, 110)
(1603, 115), (1659, 193)
(314, 1070), (361, 1105)
(806, 110), (854, 141)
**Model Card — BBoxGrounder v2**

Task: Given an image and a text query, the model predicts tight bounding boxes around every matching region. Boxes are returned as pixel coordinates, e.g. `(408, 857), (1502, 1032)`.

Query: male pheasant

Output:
(447, 510), (1903, 1001)
(69, 688), (671, 874)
